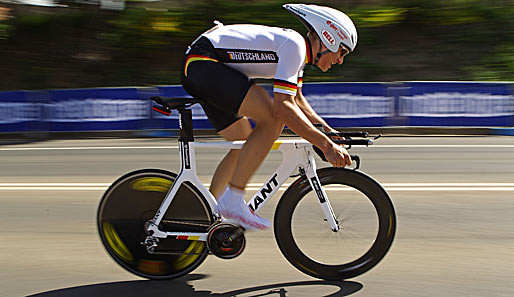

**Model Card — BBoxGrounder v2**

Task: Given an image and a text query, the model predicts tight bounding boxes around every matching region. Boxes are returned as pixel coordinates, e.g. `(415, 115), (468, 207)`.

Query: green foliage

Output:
(103, 8), (182, 49)
(101, 0), (304, 51)
(465, 44), (514, 81)
(2, 0), (514, 90)
(0, 23), (10, 39)
(349, 7), (408, 27)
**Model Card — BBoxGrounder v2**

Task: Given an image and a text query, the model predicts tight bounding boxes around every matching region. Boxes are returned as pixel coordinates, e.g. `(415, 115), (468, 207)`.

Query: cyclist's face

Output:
(318, 46), (350, 72)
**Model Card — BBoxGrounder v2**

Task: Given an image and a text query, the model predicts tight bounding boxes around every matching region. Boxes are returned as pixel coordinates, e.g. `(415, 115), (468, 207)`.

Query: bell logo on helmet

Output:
(322, 30), (335, 46)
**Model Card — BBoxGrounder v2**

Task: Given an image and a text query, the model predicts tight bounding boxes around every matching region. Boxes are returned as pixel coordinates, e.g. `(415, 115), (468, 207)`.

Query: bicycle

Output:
(97, 96), (396, 281)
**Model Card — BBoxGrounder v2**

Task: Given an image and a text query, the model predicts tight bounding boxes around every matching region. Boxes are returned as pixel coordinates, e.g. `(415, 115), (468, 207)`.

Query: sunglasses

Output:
(340, 46), (350, 57)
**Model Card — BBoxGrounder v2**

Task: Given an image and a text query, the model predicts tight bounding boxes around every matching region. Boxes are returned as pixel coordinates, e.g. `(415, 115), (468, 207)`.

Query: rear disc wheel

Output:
(97, 169), (213, 279)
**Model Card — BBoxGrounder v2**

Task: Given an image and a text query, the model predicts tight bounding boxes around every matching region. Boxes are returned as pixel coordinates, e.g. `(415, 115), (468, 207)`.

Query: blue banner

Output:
(46, 87), (151, 131)
(151, 83), (393, 129)
(0, 91), (48, 133)
(302, 83), (392, 127)
(1, 82), (513, 135)
(399, 82), (514, 126)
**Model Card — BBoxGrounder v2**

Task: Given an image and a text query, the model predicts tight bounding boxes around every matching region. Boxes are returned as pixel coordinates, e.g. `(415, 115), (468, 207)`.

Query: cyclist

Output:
(180, 3), (357, 230)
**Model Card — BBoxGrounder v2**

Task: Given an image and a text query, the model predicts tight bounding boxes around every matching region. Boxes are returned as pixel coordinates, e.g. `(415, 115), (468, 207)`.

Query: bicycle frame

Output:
(145, 138), (339, 241)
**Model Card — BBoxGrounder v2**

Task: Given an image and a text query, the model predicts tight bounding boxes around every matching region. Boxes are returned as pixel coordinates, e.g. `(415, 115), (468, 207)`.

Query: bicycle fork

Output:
(303, 148), (340, 232)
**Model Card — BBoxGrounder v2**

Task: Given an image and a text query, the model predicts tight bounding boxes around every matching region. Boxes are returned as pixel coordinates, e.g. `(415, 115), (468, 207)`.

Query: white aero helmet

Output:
(283, 3), (358, 53)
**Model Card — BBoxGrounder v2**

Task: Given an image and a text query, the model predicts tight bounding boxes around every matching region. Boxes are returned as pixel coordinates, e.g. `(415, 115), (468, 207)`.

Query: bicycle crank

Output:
(207, 223), (246, 259)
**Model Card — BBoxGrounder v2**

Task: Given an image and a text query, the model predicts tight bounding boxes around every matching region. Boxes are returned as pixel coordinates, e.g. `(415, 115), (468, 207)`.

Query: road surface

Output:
(1, 136), (513, 297)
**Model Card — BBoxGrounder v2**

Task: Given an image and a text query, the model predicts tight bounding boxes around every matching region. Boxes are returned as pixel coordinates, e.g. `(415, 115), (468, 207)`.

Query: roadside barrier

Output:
(1, 82), (513, 136)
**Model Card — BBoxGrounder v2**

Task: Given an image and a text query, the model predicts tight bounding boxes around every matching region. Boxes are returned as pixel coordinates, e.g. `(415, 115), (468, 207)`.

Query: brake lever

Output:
(350, 155), (360, 170)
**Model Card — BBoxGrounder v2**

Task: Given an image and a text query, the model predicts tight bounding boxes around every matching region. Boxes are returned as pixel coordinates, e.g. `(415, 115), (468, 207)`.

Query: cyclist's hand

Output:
(323, 143), (352, 168)
(325, 128), (346, 143)
(328, 133), (344, 142)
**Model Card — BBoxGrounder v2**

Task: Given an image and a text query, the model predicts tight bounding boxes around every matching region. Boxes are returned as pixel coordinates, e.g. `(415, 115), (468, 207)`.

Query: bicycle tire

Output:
(274, 167), (396, 280)
(97, 169), (214, 280)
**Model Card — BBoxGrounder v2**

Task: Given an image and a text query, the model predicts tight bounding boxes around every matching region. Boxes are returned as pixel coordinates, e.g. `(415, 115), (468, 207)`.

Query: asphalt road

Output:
(1, 136), (513, 297)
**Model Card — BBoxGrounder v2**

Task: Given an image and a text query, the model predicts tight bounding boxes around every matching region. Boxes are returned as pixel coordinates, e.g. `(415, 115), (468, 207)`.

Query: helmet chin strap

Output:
(313, 37), (331, 66)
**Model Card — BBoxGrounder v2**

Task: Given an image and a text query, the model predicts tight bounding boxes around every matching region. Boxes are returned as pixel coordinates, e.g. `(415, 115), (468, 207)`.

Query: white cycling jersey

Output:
(201, 24), (311, 96)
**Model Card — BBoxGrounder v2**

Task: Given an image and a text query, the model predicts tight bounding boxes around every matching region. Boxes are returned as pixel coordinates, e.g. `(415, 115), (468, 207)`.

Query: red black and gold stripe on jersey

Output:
(184, 55), (219, 77)
(273, 79), (298, 95)
(304, 37), (313, 65)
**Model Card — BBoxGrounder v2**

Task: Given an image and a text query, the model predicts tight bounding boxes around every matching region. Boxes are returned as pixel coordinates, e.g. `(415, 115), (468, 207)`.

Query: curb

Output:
(491, 127), (514, 136)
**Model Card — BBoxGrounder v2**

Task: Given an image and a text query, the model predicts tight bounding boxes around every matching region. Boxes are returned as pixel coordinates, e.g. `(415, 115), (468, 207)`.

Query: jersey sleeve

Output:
(298, 68), (304, 88)
(273, 36), (306, 96)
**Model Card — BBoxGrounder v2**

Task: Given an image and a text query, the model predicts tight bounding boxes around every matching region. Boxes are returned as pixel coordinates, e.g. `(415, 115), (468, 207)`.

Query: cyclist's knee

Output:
(219, 116), (252, 141)
(270, 121), (284, 140)
(256, 116), (283, 139)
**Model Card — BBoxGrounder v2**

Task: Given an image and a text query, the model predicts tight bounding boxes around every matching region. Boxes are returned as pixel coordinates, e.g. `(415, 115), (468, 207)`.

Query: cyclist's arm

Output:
(273, 92), (351, 167)
(295, 86), (336, 133)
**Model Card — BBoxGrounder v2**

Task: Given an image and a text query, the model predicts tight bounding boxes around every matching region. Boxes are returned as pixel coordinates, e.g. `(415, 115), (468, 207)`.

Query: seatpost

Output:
(178, 108), (194, 142)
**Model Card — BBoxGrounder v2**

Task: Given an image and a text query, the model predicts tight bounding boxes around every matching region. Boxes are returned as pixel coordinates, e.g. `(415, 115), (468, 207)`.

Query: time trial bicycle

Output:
(97, 96), (396, 281)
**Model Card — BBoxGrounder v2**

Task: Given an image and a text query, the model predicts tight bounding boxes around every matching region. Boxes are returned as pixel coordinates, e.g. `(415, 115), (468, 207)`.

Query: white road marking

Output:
(323, 187), (514, 192)
(1, 144), (514, 151)
(0, 187), (108, 190)
(382, 183), (514, 186)
(1, 183), (514, 191)
(0, 146), (178, 151)
(0, 183), (111, 186)
(375, 145), (514, 148)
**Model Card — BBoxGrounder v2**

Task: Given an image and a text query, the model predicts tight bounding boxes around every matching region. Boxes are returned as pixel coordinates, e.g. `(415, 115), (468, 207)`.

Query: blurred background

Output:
(2, 0), (514, 91)
(1, 3), (514, 297)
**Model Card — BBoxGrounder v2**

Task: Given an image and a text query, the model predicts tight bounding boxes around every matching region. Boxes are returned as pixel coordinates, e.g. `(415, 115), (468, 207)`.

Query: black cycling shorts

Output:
(180, 36), (255, 132)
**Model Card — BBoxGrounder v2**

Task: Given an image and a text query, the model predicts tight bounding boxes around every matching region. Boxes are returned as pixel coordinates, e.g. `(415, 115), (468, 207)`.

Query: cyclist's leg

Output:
(226, 84), (284, 190)
(209, 117), (252, 198)
(210, 84), (282, 230)
(182, 60), (279, 193)
(181, 50), (253, 198)
(180, 39), (279, 228)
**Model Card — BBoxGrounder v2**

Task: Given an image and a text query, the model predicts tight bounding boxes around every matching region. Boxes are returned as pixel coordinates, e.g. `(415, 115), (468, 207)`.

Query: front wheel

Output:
(97, 169), (214, 280)
(274, 168), (396, 280)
